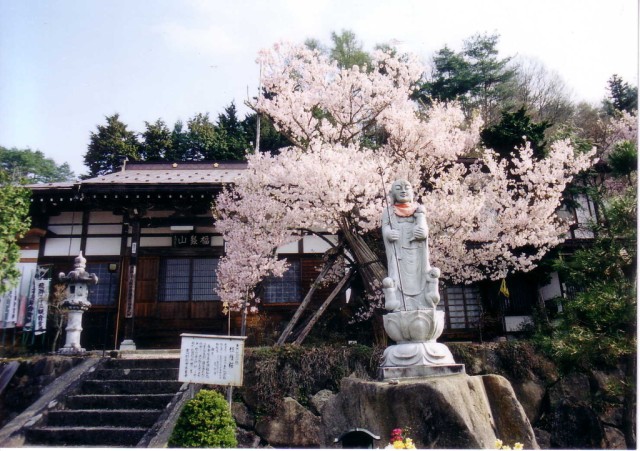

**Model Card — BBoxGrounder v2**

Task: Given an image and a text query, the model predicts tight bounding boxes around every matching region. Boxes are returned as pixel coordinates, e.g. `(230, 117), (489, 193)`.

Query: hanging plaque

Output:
(172, 234), (212, 248)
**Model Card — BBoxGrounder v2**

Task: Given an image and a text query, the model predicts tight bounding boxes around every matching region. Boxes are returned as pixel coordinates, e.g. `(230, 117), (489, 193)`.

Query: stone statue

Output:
(381, 179), (438, 311)
(378, 179), (463, 379)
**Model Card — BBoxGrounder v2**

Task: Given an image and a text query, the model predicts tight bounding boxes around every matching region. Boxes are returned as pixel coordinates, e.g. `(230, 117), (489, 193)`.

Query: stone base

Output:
(57, 346), (87, 355)
(378, 363), (466, 381)
(119, 339), (137, 351)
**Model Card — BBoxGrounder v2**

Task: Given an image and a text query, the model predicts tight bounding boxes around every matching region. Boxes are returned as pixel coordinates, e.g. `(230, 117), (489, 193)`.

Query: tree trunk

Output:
(338, 217), (388, 346)
(338, 217), (386, 293)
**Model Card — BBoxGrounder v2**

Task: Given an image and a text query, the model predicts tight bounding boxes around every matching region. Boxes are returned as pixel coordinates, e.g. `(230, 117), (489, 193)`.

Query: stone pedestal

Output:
(378, 362), (465, 381)
(379, 309), (464, 380)
(119, 339), (137, 351)
(58, 308), (88, 355)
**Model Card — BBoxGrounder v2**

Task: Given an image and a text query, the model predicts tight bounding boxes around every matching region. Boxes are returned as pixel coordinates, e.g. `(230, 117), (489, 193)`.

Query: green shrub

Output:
(168, 389), (238, 448)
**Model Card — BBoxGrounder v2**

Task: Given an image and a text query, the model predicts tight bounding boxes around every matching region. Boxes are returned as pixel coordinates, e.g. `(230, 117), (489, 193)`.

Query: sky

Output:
(0, 0), (637, 177)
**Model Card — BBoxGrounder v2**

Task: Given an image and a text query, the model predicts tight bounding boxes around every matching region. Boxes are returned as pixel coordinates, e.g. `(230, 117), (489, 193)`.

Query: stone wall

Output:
(231, 342), (631, 449)
(0, 344), (631, 448)
(0, 356), (82, 428)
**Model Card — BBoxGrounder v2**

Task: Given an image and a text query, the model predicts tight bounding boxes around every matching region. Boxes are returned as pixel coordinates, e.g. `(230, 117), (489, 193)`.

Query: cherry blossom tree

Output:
(214, 42), (595, 314)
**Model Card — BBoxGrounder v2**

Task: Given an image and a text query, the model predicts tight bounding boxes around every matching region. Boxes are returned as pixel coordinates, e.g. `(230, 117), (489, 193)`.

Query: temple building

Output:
(2, 160), (596, 351)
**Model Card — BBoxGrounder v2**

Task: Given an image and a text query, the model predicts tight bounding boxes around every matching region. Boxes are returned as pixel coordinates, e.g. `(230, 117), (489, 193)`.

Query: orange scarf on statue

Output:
(393, 202), (417, 217)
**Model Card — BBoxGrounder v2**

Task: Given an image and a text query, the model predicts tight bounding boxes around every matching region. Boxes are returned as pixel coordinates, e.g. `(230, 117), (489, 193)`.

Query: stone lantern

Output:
(58, 252), (98, 355)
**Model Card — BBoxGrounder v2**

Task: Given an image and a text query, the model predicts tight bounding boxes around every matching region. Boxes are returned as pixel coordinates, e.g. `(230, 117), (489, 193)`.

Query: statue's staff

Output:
(378, 169), (407, 311)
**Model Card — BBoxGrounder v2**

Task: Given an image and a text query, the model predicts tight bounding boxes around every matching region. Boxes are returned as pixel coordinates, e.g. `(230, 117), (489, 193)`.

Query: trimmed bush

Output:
(168, 389), (238, 448)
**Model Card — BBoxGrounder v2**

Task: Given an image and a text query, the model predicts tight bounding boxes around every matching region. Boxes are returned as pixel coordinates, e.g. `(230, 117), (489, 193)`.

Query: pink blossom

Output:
(214, 42), (595, 312)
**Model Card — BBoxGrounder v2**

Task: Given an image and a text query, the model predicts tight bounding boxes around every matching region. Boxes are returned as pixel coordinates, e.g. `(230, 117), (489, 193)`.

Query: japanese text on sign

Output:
(173, 234), (212, 248)
(179, 334), (246, 386)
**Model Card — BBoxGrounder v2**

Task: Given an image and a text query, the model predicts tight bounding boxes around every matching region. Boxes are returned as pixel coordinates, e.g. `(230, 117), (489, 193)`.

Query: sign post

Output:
(178, 334), (247, 386)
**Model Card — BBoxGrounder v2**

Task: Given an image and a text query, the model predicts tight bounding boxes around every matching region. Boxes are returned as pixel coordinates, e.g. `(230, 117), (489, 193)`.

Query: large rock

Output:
(309, 389), (335, 415)
(232, 402), (255, 429)
(548, 372), (591, 406)
(320, 375), (538, 449)
(510, 379), (547, 423)
(603, 425), (627, 449)
(549, 399), (604, 449)
(254, 397), (322, 447)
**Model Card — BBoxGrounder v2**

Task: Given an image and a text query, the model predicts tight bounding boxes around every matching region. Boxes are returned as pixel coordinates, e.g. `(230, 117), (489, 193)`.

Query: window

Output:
(86, 263), (119, 306)
(262, 260), (302, 304)
(440, 285), (481, 329)
(159, 258), (219, 302)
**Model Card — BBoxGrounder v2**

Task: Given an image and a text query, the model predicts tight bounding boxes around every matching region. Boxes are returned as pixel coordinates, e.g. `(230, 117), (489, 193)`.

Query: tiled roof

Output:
(28, 161), (247, 190)
(85, 161), (246, 185)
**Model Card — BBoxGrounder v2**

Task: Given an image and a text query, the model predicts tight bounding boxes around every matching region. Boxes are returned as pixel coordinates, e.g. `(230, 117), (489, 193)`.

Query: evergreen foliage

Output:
(535, 141), (637, 370)
(0, 146), (75, 183)
(84, 113), (141, 177)
(0, 169), (31, 295)
(604, 74), (638, 115)
(168, 389), (237, 448)
(418, 33), (516, 123)
(481, 107), (550, 159)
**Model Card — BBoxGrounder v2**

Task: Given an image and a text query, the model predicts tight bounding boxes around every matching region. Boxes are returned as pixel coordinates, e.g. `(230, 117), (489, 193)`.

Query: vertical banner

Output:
(3, 286), (20, 326)
(125, 265), (136, 319)
(23, 266), (51, 334)
(0, 290), (7, 329)
(16, 267), (34, 328)
(33, 279), (50, 335)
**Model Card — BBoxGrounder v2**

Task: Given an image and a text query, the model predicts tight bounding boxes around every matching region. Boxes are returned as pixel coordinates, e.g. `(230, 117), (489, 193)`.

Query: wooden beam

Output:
(292, 268), (354, 345)
(275, 252), (339, 346)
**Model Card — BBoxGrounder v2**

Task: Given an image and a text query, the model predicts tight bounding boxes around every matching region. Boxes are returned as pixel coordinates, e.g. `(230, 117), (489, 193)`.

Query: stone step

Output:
(102, 358), (180, 369)
(65, 393), (175, 410)
(80, 379), (183, 395)
(25, 426), (147, 447)
(94, 367), (180, 380)
(47, 409), (162, 428)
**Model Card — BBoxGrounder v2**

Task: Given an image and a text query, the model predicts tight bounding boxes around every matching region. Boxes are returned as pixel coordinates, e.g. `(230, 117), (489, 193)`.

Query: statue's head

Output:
(390, 179), (413, 204)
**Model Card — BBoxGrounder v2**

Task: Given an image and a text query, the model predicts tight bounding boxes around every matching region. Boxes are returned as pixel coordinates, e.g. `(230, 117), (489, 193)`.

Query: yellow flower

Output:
(514, 443), (524, 450)
(393, 440), (405, 449)
(495, 439), (504, 449)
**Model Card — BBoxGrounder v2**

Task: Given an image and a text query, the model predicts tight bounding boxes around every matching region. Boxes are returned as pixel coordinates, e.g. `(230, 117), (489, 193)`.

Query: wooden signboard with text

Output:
(178, 334), (246, 386)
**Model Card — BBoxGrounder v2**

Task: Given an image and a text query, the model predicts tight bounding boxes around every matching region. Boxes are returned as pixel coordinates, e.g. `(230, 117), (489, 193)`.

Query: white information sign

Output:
(178, 334), (246, 386)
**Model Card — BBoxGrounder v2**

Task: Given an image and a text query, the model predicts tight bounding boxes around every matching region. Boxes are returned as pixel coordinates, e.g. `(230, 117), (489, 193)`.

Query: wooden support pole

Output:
(293, 268), (354, 345)
(275, 253), (339, 346)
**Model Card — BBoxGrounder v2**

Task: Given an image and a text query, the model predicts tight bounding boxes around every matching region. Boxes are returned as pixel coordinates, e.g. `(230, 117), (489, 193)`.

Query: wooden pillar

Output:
(120, 218), (139, 350)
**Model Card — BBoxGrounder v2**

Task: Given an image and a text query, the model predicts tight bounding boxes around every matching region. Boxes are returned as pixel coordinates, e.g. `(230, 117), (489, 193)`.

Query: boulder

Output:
(599, 403), (623, 427)
(548, 372), (591, 406)
(549, 399), (604, 449)
(591, 367), (625, 403)
(254, 397), (322, 447)
(232, 402), (255, 429)
(320, 375), (538, 449)
(236, 427), (262, 448)
(534, 428), (551, 449)
(510, 379), (547, 423)
(603, 425), (627, 449)
(482, 375), (538, 447)
(309, 389), (335, 415)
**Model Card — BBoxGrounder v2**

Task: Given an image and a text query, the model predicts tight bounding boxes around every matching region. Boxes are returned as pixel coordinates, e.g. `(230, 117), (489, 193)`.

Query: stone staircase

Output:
(24, 357), (183, 447)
